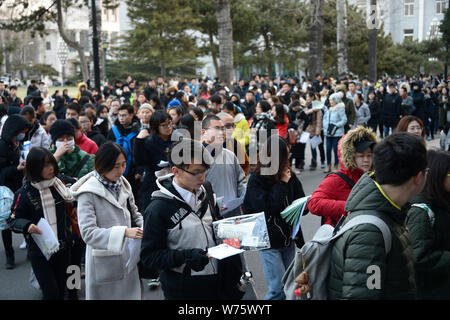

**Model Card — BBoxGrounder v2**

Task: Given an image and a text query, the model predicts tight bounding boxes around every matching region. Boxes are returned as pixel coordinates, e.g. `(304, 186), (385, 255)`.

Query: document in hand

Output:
(207, 243), (245, 260)
(299, 132), (310, 144)
(310, 135), (323, 150)
(312, 101), (324, 110)
(213, 212), (270, 250)
(31, 218), (60, 261)
(221, 196), (244, 215)
(126, 238), (142, 274)
(280, 196), (311, 238)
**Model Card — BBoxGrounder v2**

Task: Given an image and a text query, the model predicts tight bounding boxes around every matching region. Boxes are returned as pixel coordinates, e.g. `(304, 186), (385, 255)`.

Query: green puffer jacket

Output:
(327, 173), (417, 300)
(406, 195), (450, 300)
(51, 145), (94, 179)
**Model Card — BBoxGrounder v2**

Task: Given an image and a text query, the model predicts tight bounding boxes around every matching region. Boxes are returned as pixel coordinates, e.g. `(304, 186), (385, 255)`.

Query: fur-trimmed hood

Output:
(338, 125), (378, 171)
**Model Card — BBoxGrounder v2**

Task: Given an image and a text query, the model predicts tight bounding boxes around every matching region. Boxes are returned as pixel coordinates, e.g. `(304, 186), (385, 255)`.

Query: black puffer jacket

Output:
(406, 195), (450, 300)
(243, 172), (306, 249)
(133, 133), (172, 211)
(328, 172), (417, 300)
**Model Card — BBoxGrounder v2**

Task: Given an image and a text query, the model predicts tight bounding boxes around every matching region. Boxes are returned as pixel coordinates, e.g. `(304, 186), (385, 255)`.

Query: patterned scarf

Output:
(93, 171), (122, 200)
(31, 177), (74, 238)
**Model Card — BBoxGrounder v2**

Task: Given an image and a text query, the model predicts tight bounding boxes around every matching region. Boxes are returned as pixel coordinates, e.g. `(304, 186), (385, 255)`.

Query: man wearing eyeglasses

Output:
(140, 139), (244, 300)
(201, 115), (246, 218)
(217, 112), (249, 176)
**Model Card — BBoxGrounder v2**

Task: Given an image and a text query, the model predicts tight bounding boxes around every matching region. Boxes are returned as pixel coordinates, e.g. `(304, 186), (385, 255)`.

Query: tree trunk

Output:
(56, 0), (89, 83)
(309, 0), (323, 78)
(336, 0), (349, 79)
(89, 0), (105, 87)
(208, 30), (219, 77)
(368, 0), (378, 82)
(263, 30), (273, 78)
(216, 0), (234, 85)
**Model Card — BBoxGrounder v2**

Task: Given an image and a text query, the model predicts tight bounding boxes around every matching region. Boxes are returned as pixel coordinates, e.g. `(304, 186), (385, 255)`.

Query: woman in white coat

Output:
(70, 141), (143, 300)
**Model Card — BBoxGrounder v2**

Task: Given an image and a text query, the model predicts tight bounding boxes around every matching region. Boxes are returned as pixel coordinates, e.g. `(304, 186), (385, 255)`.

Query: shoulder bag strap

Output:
(70, 154), (90, 179)
(330, 213), (392, 254)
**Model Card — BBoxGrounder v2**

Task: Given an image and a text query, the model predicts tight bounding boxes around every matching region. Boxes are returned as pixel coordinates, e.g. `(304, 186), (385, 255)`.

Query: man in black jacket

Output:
(0, 114), (32, 269)
(140, 139), (244, 300)
(382, 82), (402, 137)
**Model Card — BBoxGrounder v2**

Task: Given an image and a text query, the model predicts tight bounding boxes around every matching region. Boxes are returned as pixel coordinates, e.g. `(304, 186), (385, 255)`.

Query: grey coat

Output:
(70, 171), (144, 300)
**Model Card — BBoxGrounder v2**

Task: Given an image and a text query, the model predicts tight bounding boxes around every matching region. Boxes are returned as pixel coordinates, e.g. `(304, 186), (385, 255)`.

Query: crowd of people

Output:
(0, 72), (448, 300)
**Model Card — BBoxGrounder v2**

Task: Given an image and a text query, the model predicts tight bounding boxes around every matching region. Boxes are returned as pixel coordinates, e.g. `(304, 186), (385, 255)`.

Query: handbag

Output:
(327, 123), (338, 136)
(326, 110), (338, 136)
(66, 201), (81, 238)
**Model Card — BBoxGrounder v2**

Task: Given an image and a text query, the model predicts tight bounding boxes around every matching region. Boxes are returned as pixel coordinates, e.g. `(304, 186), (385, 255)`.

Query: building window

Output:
(46, 42), (51, 50)
(437, 0), (447, 14)
(404, 0), (414, 16)
(404, 29), (414, 41)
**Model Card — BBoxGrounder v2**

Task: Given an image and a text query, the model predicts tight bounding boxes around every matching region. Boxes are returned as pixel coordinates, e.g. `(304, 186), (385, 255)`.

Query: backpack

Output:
(112, 126), (138, 177)
(401, 96), (416, 115)
(0, 186), (14, 231)
(282, 213), (392, 300)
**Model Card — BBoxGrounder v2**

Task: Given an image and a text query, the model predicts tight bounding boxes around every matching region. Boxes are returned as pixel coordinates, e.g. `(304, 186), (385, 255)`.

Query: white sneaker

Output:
(19, 240), (27, 249)
(147, 278), (160, 290)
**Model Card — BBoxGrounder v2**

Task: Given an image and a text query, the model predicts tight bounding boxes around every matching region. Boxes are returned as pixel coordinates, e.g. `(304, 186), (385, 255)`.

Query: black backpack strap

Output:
(202, 181), (221, 221)
(327, 171), (355, 188)
(320, 172), (355, 226)
(70, 154), (90, 178)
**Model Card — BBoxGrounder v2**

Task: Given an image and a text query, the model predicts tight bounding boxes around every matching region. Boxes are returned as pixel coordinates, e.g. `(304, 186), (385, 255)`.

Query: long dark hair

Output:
(422, 150), (450, 208)
(255, 134), (290, 184)
(25, 147), (59, 182)
(274, 103), (286, 125)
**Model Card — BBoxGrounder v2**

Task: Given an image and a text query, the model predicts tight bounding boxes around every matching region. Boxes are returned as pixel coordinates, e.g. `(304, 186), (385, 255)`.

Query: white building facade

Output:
(350, 0), (447, 43)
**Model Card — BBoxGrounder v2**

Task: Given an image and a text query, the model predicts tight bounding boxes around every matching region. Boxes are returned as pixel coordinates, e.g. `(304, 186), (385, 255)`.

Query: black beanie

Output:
(49, 119), (75, 143)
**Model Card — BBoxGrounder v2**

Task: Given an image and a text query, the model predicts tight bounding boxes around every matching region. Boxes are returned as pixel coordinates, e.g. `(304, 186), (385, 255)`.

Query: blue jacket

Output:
(323, 103), (347, 137)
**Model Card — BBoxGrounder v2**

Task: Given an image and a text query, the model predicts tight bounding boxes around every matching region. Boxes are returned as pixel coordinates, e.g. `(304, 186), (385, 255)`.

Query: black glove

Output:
(184, 248), (209, 272)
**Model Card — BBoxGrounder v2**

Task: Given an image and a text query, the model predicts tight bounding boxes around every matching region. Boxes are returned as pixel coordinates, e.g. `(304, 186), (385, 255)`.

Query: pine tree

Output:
(125, 0), (200, 79)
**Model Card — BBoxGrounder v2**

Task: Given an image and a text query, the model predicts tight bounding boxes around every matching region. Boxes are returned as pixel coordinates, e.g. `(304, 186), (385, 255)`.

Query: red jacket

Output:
(307, 140), (364, 226)
(276, 116), (289, 139)
(76, 133), (98, 155)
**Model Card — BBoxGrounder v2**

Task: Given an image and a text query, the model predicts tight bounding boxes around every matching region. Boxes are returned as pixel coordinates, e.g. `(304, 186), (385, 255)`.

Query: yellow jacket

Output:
(232, 113), (250, 147)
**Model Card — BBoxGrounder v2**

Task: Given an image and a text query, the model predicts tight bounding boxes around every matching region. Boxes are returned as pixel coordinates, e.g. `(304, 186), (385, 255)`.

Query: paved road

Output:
(0, 137), (439, 300)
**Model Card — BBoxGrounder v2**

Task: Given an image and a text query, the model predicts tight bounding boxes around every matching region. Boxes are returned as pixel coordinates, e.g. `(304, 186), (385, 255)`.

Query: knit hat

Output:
(49, 119), (75, 142)
(329, 93), (342, 104)
(139, 103), (154, 113)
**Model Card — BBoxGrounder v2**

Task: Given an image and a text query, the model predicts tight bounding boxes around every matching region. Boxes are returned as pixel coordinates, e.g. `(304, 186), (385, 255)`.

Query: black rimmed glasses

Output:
(177, 166), (208, 177)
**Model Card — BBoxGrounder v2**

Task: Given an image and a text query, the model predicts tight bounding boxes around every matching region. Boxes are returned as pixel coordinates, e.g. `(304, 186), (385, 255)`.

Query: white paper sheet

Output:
(157, 160), (169, 168)
(31, 218), (60, 261)
(125, 238), (142, 273)
(310, 135), (323, 149)
(299, 132), (310, 144)
(312, 101), (324, 110)
(207, 244), (245, 260)
(221, 196), (244, 215)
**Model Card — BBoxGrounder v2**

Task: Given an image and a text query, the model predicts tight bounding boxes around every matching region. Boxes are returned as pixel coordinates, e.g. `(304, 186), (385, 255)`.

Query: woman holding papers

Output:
(70, 142), (143, 300)
(9, 147), (73, 300)
(243, 135), (306, 300)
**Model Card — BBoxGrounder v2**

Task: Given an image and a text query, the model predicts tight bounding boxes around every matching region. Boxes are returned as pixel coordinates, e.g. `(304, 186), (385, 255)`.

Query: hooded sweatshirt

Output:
(140, 174), (218, 277)
(0, 114), (33, 191)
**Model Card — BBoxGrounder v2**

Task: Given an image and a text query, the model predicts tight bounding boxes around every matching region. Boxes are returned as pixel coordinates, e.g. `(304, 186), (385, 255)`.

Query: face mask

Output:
(56, 139), (75, 151)
(16, 133), (25, 141)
